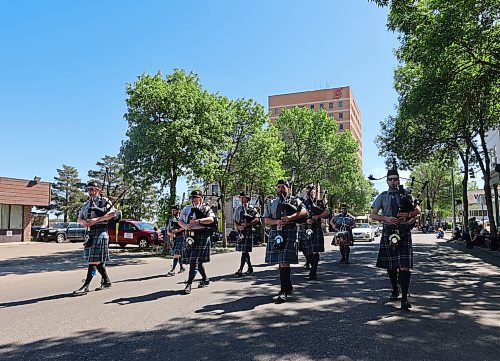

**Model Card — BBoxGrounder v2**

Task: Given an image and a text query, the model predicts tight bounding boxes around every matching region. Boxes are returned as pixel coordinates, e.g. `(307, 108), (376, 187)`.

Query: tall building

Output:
(268, 86), (362, 167)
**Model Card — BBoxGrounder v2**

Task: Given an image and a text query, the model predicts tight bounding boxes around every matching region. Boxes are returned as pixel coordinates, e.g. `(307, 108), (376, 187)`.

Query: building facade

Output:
(268, 86), (362, 167)
(0, 177), (51, 242)
(486, 127), (500, 227)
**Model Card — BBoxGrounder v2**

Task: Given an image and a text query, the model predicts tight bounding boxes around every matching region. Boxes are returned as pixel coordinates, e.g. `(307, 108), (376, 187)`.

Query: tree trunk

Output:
(220, 182), (227, 248)
(168, 170), (178, 209)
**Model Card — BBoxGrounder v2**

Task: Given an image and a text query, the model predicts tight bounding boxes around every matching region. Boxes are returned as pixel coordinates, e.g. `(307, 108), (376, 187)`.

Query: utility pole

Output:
(451, 168), (456, 230)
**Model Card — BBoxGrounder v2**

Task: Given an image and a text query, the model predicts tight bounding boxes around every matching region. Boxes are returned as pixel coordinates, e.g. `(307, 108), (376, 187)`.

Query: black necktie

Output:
(390, 193), (399, 217)
(276, 197), (284, 219)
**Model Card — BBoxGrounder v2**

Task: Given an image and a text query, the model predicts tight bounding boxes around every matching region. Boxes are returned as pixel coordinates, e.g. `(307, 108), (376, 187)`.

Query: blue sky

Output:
(0, 0), (401, 194)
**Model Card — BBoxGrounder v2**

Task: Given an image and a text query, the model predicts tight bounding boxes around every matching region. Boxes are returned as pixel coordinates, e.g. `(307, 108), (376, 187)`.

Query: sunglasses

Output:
(387, 177), (399, 181)
(86, 187), (99, 191)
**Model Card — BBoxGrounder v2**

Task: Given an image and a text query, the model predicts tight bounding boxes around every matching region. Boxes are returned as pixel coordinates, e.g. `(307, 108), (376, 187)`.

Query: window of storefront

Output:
(0, 204), (23, 229)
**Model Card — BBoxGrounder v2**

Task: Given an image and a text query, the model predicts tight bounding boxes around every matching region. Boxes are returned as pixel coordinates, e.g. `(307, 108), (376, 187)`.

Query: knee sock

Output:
(239, 253), (246, 271)
(178, 258), (185, 270)
(172, 258), (178, 270)
(304, 252), (310, 266)
(245, 252), (252, 268)
(279, 266), (289, 292)
(198, 262), (207, 280)
(345, 246), (350, 260)
(96, 263), (110, 284)
(187, 262), (197, 284)
(399, 270), (411, 301)
(388, 269), (398, 293)
(84, 265), (97, 286)
(340, 247), (345, 259)
(311, 253), (319, 275)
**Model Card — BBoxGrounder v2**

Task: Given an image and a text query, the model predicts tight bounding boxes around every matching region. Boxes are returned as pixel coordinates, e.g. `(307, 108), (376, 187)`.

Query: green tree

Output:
(52, 165), (85, 222)
(121, 69), (228, 211)
(88, 155), (160, 222)
(275, 107), (370, 211)
(371, 0), (500, 233)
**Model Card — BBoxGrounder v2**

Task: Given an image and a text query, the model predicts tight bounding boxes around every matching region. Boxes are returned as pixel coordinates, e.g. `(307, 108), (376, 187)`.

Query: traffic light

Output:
(469, 168), (475, 178)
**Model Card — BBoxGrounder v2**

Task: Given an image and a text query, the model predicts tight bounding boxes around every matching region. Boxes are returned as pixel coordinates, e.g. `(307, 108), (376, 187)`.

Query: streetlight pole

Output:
(451, 168), (456, 230)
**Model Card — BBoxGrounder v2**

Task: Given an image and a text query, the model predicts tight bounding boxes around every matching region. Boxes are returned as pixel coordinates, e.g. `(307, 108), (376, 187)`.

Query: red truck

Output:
(108, 220), (162, 249)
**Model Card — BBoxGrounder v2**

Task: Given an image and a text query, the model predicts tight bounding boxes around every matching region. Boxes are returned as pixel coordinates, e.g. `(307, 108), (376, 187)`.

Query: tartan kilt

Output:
(170, 234), (185, 256)
(265, 227), (298, 264)
(235, 228), (253, 252)
(182, 231), (211, 264)
(376, 232), (413, 269)
(83, 231), (110, 263)
(298, 224), (325, 254)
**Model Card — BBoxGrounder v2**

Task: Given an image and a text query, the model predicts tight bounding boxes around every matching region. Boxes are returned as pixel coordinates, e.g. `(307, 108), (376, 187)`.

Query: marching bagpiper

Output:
(234, 191), (260, 277)
(297, 185), (330, 280)
(264, 179), (307, 303)
(178, 190), (215, 295)
(166, 204), (186, 276)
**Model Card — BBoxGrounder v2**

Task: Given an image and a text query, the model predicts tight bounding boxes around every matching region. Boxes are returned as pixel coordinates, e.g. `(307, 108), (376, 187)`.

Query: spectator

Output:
(451, 226), (462, 241)
(472, 225), (488, 246)
(436, 227), (445, 239)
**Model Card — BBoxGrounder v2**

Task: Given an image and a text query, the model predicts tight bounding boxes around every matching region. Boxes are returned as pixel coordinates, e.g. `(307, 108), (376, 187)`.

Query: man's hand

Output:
(86, 218), (100, 227)
(307, 218), (314, 225)
(385, 216), (399, 225)
(280, 216), (290, 224)
(407, 217), (417, 225)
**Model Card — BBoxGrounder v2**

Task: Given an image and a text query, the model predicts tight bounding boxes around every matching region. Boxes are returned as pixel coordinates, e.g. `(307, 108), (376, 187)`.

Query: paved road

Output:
(0, 234), (499, 361)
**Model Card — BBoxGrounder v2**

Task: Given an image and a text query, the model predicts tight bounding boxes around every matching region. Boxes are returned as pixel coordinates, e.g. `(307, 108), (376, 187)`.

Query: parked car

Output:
(352, 223), (375, 242)
(108, 220), (162, 249)
(36, 222), (87, 243)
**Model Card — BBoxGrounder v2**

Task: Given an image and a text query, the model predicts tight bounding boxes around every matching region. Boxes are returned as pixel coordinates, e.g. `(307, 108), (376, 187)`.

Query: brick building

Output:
(268, 86), (362, 167)
(0, 177), (51, 242)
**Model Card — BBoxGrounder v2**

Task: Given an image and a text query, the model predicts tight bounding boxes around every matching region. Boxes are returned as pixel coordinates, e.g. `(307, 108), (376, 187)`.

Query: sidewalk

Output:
(442, 239), (500, 267)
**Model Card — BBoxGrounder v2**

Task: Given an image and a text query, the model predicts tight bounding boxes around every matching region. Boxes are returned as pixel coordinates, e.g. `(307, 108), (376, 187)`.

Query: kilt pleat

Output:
(235, 229), (253, 252)
(265, 227), (299, 264)
(376, 232), (413, 269)
(182, 232), (211, 264)
(83, 231), (110, 263)
(171, 234), (185, 256)
(298, 224), (325, 254)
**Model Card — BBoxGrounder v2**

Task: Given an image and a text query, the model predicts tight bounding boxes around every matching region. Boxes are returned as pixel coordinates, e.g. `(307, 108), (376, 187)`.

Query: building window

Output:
(339, 112), (343, 119)
(339, 123), (344, 130)
(329, 102), (333, 109)
(338, 100), (343, 108)
(310, 104), (315, 110)
(328, 112), (334, 117)
(274, 108), (279, 115)
(0, 204), (23, 230)
(319, 103), (324, 109)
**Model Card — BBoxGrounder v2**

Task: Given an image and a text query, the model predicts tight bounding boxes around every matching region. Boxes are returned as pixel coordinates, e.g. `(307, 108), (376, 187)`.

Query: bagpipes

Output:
(369, 169), (429, 248)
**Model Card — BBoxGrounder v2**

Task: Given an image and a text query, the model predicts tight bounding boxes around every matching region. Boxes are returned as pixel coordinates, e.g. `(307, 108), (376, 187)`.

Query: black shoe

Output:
(339, 258), (345, 264)
(401, 300), (412, 310)
(245, 267), (253, 275)
(95, 282), (112, 291)
(390, 290), (400, 301)
(276, 291), (287, 303)
(235, 270), (243, 277)
(184, 283), (192, 294)
(345, 260), (350, 264)
(304, 263), (311, 270)
(167, 270), (175, 276)
(178, 268), (185, 273)
(198, 278), (210, 288)
(308, 273), (317, 280)
(73, 285), (89, 295)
